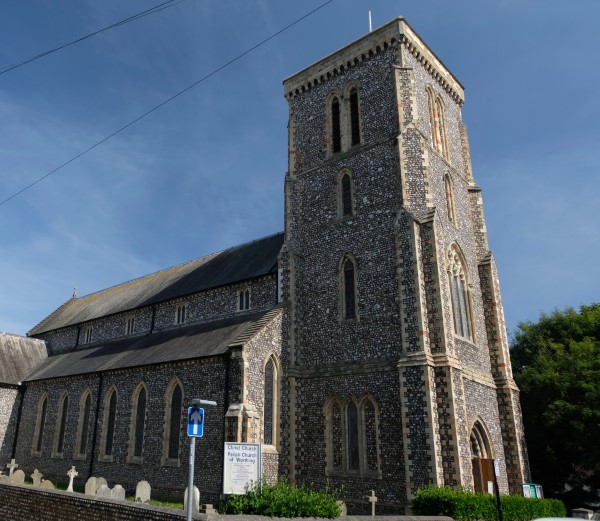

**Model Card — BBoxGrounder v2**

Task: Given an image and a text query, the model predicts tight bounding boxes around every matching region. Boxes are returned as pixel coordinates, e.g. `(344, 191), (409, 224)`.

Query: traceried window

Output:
(444, 173), (456, 225)
(341, 256), (358, 320)
(163, 378), (184, 465)
(32, 394), (48, 455)
(74, 389), (91, 459)
(324, 395), (381, 477)
(128, 383), (147, 463)
(175, 303), (187, 325)
(427, 86), (450, 161)
(349, 87), (361, 146)
(338, 171), (354, 218)
(331, 96), (342, 153)
(238, 288), (251, 311)
(448, 245), (473, 340)
(125, 316), (136, 335)
(52, 392), (69, 458)
(100, 387), (118, 461)
(263, 355), (279, 446)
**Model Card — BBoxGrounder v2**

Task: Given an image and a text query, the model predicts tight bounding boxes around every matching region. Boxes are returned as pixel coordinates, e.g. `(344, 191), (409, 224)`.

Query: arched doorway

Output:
(470, 419), (495, 494)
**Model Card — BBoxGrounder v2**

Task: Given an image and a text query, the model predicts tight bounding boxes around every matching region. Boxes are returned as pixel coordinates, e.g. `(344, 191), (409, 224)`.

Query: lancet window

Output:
(448, 245), (473, 340)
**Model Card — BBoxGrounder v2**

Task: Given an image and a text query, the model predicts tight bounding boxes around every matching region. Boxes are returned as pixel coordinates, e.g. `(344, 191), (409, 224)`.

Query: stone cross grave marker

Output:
(6, 459), (18, 477)
(368, 490), (377, 517)
(184, 486), (200, 514)
(85, 477), (98, 496)
(31, 469), (43, 487)
(111, 484), (126, 501)
(11, 469), (25, 485)
(40, 480), (55, 489)
(135, 480), (151, 503)
(66, 466), (78, 492)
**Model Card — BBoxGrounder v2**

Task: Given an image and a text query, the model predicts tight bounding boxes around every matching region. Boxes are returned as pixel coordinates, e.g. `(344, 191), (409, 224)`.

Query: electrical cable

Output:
(0, 0), (336, 208)
(0, 0), (186, 76)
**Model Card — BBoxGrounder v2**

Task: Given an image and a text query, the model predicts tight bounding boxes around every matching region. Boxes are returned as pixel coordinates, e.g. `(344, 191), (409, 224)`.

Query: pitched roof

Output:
(25, 306), (282, 381)
(29, 232), (284, 336)
(0, 333), (48, 385)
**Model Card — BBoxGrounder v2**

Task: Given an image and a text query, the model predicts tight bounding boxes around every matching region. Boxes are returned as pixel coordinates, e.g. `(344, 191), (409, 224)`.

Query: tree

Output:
(511, 304), (600, 510)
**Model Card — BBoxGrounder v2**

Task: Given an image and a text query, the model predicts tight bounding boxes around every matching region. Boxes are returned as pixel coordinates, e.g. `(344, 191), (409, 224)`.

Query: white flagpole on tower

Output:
(368, 10), (373, 32)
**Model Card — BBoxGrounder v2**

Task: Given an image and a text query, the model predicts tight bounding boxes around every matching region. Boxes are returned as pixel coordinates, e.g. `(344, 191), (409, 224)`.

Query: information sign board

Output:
(222, 443), (261, 494)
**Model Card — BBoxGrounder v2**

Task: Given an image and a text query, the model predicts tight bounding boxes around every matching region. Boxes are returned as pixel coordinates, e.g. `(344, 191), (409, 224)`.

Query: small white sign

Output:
(223, 443), (261, 495)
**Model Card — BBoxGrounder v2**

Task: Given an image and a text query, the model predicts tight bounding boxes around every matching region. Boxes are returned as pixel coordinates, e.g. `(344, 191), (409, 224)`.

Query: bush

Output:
(412, 486), (566, 521)
(218, 478), (341, 518)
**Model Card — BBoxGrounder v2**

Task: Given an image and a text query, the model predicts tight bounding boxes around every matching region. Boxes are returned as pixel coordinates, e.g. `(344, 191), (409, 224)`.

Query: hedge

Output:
(412, 486), (566, 521)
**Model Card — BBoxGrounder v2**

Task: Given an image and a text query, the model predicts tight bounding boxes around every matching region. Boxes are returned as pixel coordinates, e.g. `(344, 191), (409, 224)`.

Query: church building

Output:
(0, 18), (529, 513)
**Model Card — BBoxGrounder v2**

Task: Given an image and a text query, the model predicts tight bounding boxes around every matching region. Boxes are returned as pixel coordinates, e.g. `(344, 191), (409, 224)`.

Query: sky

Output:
(0, 0), (598, 338)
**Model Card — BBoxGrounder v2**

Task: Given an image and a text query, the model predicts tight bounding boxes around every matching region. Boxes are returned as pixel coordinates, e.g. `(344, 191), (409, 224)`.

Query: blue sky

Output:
(0, 0), (598, 337)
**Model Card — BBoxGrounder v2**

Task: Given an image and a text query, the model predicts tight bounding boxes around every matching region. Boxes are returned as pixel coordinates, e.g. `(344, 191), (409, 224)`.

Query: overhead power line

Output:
(0, 0), (337, 208)
(0, 0), (186, 76)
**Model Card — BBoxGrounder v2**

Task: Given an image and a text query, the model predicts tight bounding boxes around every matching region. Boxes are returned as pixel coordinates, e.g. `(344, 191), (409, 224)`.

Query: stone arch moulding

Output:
(326, 90), (343, 156)
(338, 254), (359, 322)
(447, 243), (475, 341)
(262, 353), (281, 448)
(127, 381), (148, 464)
(98, 385), (118, 462)
(32, 392), (49, 456)
(344, 81), (363, 148)
(73, 388), (92, 460)
(162, 376), (184, 466)
(52, 390), (69, 458)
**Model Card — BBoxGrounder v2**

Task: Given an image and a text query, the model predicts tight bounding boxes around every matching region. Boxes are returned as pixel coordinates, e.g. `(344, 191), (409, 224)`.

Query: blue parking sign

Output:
(188, 406), (204, 437)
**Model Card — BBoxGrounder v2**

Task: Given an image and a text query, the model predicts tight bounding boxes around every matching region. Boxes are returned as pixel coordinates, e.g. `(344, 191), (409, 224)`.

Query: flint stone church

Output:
(0, 18), (530, 513)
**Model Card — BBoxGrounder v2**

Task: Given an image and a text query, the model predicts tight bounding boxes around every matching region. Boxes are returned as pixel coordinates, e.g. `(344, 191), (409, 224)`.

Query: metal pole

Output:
(492, 460), (503, 521)
(186, 436), (196, 521)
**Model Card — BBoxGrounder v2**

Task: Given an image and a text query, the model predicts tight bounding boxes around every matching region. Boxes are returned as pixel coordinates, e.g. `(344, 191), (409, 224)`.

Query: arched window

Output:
(128, 383), (147, 463)
(349, 87), (361, 146)
(263, 355), (279, 446)
(163, 379), (184, 465)
(444, 173), (456, 224)
(435, 97), (450, 160)
(324, 395), (381, 477)
(238, 288), (251, 311)
(426, 87), (437, 148)
(74, 389), (91, 459)
(100, 386), (118, 461)
(338, 171), (354, 218)
(175, 303), (187, 325)
(448, 245), (473, 340)
(331, 96), (342, 153)
(32, 394), (48, 455)
(53, 392), (69, 457)
(341, 256), (358, 320)
(470, 419), (495, 494)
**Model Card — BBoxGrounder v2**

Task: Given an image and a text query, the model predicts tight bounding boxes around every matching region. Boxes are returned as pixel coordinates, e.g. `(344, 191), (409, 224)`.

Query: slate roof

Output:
(29, 232), (284, 336)
(25, 306), (282, 381)
(0, 333), (48, 385)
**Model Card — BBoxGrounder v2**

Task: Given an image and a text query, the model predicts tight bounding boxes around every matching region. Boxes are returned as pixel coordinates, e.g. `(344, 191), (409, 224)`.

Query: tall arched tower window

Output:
(435, 97), (450, 160)
(338, 170), (354, 218)
(448, 245), (473, 340)
(163, 378), (184, 465)
(426, 86), (437, 149)
(32, 393), (48, 455)
(444, 173), (456, 225)
(340, 256), (358, 320)
(100, 386), (118, 461)
(331, 96), (342, 153)
(53, 392), (69, 457)
(74, 389), (91, 459)
(348, 86), (361, 146)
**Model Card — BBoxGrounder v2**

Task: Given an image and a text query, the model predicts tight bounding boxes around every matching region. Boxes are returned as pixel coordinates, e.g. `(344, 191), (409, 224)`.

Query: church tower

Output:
(280, 18), (529, 513)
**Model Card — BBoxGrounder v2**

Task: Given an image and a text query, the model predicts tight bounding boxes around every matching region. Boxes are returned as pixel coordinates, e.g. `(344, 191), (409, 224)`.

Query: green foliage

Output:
(218, 478), (341, 518)
(412, 486), (566, 521)
(510, 304), (600, 508)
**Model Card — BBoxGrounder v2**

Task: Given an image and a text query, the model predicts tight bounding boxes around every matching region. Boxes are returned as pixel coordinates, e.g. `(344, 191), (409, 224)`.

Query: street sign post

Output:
(186, 399), (216, 521)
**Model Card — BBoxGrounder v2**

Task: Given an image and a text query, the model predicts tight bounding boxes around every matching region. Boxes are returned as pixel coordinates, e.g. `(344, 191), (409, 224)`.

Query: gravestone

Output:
(66, 466), (78, 492)
(11, 469), (25, 485)
(31, 469), (43, 487)
(135, 480), (151, 503)
(184, 486), (200, 514)
(6, 459), (18, 477)
(0, 473), (8, 482)
(368, 490), (378, 516)
(97, 484), (112, 498)
(85, 477), (98, 496)
(96, 477), (107, 489)
(111, 484), (126, 501)
(40, 480), (55, 489)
